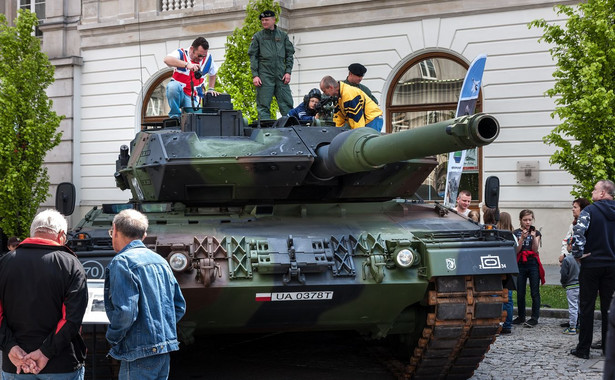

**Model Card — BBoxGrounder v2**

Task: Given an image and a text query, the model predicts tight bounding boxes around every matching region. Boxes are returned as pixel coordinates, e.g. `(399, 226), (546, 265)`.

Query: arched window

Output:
(386, 52), (482, 204)
(141, 71), (173, 125)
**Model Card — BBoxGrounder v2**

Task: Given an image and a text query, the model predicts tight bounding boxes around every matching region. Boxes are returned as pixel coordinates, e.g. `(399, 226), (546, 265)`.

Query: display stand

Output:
(83, 280), (114, 380)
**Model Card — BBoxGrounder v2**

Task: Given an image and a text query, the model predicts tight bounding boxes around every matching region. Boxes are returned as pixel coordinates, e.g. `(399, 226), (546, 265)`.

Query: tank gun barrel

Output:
(312, 113), (499, 178)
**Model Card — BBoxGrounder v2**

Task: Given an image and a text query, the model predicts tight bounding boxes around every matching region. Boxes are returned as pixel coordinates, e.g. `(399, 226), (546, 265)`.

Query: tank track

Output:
(378, 275), (507, 380)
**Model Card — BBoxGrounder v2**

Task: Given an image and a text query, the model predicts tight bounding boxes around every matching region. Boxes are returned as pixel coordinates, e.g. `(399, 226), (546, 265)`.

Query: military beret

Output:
(348, 63), (367, 77)
(259, 10), (276, 19)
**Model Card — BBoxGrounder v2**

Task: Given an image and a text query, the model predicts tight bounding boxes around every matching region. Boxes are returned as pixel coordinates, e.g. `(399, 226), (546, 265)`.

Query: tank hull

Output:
(72, 200), (516, 340)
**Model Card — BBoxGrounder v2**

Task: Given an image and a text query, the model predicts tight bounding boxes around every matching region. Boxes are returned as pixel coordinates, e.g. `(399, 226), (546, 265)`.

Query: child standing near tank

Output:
(512, 209), (544, 327)
(497, 212), (516, 334)
(560, 251), (580, 334)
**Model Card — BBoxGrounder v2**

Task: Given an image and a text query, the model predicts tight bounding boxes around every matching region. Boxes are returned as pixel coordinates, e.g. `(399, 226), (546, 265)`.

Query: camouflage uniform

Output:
(248, 25), (295, 120)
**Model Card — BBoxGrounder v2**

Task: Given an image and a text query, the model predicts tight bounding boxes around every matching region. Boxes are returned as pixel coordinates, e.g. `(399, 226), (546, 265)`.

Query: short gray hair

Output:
(598, 179), (615, 198)
(30, 209), (68, 237)
(320, 75), (337, 90)
(113, 209), (148, 240)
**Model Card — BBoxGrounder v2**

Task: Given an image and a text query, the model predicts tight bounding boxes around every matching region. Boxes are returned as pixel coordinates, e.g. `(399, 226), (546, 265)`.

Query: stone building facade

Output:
(1, 0), (580, 263)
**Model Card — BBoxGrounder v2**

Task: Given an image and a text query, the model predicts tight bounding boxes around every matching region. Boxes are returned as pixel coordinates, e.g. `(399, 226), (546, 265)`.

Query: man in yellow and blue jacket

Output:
(320, 75), (383, 132)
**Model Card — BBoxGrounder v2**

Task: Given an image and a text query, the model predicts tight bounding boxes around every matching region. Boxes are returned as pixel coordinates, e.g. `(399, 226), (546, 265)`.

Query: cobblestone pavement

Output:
(471, 317), (605, 380)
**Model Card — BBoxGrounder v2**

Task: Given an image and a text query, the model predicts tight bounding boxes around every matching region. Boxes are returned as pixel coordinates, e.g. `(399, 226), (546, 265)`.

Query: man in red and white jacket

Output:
(163, 37), (219, 119)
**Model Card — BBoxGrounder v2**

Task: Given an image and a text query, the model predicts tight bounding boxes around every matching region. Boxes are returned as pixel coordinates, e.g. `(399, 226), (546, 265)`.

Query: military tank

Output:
(61, 95), (517, 379)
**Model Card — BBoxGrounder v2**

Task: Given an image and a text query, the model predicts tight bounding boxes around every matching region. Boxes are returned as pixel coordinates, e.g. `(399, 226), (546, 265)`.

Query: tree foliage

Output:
(530, 0), (615, 199)
(217, 0), (282, 122)
(0, 10), (63, 237)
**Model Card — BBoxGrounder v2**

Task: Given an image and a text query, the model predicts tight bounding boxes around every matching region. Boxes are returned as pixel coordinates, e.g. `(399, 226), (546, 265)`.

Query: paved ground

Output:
(469, 264), (605, 379)
(471, 317), (604, 380)
(468, 264), (605, 379)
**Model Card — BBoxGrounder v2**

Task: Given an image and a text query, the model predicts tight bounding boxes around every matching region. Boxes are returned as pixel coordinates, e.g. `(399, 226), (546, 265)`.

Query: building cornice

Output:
(76, 0), (578, 49)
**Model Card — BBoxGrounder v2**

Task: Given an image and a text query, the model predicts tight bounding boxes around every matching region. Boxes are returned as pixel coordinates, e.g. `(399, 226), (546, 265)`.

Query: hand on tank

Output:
(253, 76), (262, 87)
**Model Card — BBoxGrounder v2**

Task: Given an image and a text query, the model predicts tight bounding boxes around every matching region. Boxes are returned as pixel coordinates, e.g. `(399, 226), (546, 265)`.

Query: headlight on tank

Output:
(394, 248), (416, 268)
(168, 252), (190, 272)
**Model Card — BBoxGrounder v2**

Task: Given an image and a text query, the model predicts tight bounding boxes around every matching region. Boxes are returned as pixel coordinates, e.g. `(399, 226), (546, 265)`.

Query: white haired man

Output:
(0, 209), (88, 378)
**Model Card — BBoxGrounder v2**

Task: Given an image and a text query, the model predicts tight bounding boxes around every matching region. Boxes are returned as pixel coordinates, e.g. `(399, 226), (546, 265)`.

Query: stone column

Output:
(39, 0), (83, 213)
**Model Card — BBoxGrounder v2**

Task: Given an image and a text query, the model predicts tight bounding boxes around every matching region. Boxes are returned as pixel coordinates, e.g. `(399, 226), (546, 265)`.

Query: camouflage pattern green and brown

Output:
(66, 101), (517, 380)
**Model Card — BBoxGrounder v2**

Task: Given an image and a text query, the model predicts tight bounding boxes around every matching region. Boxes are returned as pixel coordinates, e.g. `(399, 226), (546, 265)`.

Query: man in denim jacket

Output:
(104, 209), (186, 379)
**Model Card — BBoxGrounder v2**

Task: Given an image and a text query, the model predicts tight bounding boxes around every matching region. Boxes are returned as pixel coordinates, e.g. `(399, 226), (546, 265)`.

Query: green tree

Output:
(530, 0), (615, 199)
(0, 9), (63, 237)
(217, 0), (282, 122)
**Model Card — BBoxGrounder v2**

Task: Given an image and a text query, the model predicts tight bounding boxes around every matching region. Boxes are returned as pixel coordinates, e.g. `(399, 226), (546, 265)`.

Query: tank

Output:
(63, 96), (517, 379)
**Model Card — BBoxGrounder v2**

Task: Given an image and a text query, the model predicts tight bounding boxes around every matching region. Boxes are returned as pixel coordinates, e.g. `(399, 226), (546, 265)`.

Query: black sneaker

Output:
(512, 317), (525, 325)
(560, 322), (570, 328)
(500, 328), (512, 334)
(570, 348), (589, 359)
(524, 318), (538, 327)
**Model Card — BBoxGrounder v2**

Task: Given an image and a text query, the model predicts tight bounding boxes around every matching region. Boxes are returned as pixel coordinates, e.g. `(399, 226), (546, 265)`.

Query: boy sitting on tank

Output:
(288, 88), (322, 123)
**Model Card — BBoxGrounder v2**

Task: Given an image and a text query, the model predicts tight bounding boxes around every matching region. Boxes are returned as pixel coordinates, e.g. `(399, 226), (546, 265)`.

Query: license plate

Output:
(255, 291), (334, 302)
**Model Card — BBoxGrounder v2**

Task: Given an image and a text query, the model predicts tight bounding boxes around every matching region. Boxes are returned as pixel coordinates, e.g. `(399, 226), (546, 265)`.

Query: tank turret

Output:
(114, 104), (499, 205)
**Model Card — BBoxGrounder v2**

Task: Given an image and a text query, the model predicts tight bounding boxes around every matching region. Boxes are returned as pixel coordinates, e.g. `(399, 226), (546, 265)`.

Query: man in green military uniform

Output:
(248, 10), (295, 120)
(343, 63), (379, 105)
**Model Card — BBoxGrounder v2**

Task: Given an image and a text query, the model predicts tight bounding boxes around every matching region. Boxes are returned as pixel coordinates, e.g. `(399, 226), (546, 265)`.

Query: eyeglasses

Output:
(108, 228), (113, 238)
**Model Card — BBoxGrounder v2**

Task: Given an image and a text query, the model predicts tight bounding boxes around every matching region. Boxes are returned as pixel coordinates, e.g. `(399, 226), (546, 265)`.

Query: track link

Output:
(375, 275), (507, 380)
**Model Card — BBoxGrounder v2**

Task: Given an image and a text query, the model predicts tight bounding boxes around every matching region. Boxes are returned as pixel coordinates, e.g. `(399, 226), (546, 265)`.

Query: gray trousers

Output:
(567, 286), (580, 327)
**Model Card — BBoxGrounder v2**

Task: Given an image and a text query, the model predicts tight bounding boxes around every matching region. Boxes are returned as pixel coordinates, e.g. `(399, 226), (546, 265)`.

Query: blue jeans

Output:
(517, 261), (540, 320)
(366, 116), (383, 132)
(2, 367), (84, 380)
(166, 80), (196, 119)
(502, 289), (513, 329)
(119, 353), (170, 380)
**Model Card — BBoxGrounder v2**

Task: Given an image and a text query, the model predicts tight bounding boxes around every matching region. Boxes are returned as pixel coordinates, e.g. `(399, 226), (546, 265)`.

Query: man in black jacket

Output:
(570, 179), (615, 360)
(0, 209), (87, 378)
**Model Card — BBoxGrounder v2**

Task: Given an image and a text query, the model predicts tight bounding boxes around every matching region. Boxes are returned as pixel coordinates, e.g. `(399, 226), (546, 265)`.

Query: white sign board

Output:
(83, 279), (110, 324)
